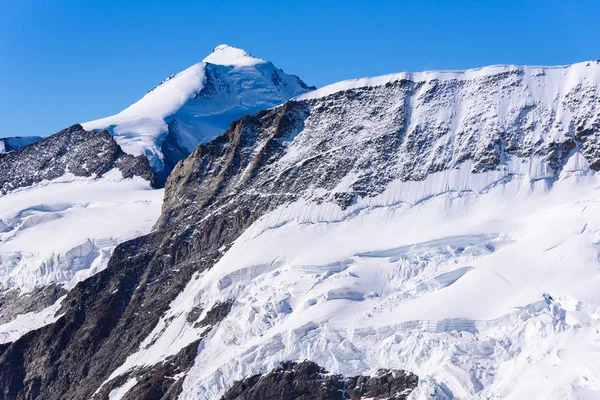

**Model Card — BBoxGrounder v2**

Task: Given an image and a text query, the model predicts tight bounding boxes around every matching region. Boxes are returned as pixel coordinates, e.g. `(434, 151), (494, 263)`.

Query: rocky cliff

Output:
(0, 124), (157, 194)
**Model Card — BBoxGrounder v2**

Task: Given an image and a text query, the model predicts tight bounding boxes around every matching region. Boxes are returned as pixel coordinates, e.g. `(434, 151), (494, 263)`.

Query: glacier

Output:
(0, 170), (162, 294)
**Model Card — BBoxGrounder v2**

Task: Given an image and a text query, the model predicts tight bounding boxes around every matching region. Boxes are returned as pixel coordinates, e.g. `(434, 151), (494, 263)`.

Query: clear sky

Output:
(1, 0), (598, 137)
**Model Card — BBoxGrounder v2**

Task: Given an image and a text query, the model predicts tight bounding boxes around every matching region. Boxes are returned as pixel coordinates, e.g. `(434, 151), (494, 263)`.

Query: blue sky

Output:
(1, 0), (598, 137)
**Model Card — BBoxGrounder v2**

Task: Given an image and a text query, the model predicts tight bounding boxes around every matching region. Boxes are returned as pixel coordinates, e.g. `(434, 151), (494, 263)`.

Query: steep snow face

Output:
(97, 61), (600, 399)
(82, 45), (314, 176)
(0, 171), (162, 294)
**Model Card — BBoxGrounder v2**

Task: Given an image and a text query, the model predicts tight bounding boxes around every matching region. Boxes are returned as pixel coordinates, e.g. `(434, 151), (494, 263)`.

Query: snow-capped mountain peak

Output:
(203, 44), (267, 67)
(82, 45), (314, 182)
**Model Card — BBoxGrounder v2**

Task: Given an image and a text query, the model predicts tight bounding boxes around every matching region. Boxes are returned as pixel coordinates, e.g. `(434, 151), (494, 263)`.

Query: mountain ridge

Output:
(0, 124), (157, 194)
(1, 57), (600, 399)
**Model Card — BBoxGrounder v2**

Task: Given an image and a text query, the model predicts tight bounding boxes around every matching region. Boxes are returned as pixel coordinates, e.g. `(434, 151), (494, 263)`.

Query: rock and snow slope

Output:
(82, 45), (314, 179)
(137, 61), (600, 400)
(2, 60), (600, 400)
(0, 125), (162, 343)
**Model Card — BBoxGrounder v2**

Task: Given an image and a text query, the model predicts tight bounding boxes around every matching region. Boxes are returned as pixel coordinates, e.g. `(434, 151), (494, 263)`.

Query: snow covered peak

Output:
(203, 44), (266, 67)
(82, 45), (313, 182)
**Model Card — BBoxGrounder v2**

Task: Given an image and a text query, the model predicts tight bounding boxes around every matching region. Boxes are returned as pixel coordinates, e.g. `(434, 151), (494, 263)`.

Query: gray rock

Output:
(221, 360), (418, 400)
(0, 124), (157, 194)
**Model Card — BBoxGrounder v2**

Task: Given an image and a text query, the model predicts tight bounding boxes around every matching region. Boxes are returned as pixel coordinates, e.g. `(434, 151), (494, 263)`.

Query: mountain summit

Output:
(202, 44), (267, 66)
(82, 45), (314, 182)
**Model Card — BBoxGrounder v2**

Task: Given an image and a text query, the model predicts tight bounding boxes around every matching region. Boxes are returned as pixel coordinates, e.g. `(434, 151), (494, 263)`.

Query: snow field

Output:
(0, 170), (163, 293)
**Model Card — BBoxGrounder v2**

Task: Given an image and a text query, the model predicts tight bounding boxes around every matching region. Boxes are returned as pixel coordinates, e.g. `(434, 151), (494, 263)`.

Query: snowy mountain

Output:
(82, 45), (315, 182)
(0, 45), (312, 348)
(0, 125), (162, 343)
(2, 59), (600, 400)
(0, 136), (42, 153)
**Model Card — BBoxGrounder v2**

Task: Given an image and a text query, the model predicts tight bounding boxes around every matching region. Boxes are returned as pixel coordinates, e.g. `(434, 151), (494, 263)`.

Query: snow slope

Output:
(82, 45), (314, 174)
(0, 170), (162, 294)
(109, 159), (600, 400)
(96, 61), (600, 399)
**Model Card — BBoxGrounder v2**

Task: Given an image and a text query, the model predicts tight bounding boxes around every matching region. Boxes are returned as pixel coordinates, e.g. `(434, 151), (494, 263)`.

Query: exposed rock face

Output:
(0, 136), (42, 153)
(0, 63), (599, 399)
(0, 285), (66, 325)
(222, 361), (418, 400)
(0, 124), (157, 194)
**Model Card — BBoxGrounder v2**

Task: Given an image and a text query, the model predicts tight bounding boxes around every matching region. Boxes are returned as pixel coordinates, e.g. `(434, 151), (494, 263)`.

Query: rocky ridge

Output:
(0, 124), (157, 194)
(222, 361), (418, 400)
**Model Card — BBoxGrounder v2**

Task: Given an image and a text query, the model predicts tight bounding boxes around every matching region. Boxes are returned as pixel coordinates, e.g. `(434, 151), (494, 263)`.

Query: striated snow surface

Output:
(82, 45), (313, 173)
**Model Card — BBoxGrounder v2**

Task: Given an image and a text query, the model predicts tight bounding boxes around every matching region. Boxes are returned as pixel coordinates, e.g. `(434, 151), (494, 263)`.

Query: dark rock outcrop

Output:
(0, 124), (157, 194)
(92, 339), (202, 400)
(222, 361), (419, 400)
